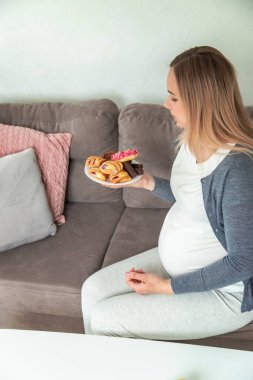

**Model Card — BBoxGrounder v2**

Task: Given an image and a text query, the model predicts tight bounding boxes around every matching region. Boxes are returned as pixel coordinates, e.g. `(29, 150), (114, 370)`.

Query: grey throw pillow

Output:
(0, 148), (57, 252)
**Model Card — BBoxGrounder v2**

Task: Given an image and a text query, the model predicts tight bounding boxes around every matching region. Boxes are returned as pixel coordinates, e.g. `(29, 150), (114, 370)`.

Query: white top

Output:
(1, 329), (253, 380)
(158, 143), (244, 293)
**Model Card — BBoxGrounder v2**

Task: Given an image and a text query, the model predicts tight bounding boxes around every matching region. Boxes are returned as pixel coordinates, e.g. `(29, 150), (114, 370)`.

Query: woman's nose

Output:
(164, 98), (171, 110)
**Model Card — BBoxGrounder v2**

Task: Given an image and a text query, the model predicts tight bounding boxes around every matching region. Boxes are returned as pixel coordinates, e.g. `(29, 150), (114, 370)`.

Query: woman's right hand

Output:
(100, 171), (155, 191)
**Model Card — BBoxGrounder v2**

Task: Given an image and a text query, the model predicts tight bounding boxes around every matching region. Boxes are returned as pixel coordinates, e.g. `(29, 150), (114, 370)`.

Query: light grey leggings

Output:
(81, 247), (253, 340)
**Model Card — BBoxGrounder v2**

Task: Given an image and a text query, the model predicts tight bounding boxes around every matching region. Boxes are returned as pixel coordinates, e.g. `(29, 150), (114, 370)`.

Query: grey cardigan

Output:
(152, 149), (253, 312)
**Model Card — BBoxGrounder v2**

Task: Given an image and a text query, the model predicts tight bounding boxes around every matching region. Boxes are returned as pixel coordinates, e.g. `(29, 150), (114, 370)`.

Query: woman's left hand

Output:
(125, 268), (174, 295)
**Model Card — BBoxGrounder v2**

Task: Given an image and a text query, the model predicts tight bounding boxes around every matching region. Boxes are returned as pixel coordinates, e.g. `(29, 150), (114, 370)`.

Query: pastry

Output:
(88, 167), (107, 181)
(109, 170), (131, 183)
(103, 151), (116, 160)
(85, 156), (106, 168)
(99, 160), (123, 174)
(111, 149), (138, 162)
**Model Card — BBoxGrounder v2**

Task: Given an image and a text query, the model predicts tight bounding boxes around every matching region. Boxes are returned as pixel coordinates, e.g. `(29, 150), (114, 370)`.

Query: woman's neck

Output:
(196, 146), (215, 164)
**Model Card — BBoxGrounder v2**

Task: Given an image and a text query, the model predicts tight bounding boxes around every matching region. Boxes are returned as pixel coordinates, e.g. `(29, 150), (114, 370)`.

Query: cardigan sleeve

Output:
(171, 156), (253, 295)
(151, 176), (176, 203)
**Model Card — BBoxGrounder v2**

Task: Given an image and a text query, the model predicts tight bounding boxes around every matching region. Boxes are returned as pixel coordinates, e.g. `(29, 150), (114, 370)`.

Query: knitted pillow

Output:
(0, 123), (72, 224)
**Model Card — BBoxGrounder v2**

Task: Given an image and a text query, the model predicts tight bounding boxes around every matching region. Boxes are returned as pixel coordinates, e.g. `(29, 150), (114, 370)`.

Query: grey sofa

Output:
(0, 99), (253, 351)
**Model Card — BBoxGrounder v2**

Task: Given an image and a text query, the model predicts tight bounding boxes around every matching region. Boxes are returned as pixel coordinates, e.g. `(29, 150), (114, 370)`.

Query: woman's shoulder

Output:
(220, 149), (253, 193)
(211, 147), (253, 185)
(225, 147), (253, 169)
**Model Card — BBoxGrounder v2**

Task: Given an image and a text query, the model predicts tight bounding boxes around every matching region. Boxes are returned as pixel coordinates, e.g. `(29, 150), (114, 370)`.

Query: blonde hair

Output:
(170, 46), (253, 159)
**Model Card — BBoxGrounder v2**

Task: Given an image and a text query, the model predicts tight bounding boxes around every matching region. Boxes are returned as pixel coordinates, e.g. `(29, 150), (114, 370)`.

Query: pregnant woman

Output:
(82, 46), (253, 340)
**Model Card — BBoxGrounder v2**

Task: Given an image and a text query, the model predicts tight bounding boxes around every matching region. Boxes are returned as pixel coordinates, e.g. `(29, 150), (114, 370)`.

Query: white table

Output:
(0, 329), (253, 380)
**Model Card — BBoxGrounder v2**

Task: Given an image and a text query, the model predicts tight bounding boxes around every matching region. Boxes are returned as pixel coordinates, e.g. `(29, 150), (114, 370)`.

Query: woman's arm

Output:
(151, 176), (176, 203)
(100, 170), (176, 204)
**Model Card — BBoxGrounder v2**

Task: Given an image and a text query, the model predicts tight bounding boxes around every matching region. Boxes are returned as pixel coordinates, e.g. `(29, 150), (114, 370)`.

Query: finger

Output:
(125, 277), (139, 289)
(135, 269), (145, 273)
(125, 277), (142, 285)
(125, 274), (142, 285)
(126, 271), (146, 282)
(131, 279), (142, 284)
(125, 267), (135, 274)
(126, 278), (143, 292)
(125, 276), (133, 285)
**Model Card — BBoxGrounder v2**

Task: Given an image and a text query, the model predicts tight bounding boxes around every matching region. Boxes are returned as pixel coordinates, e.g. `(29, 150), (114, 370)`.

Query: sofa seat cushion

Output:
(176, 321), (253, 351)
(0, 201), (125, 318)
(102, 206), (170, 268)
(0, 307), (84, 333)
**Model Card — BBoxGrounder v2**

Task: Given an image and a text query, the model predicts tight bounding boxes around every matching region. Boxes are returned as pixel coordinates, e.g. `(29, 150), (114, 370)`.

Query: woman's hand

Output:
(100, 172), (155, 191)
(125, 267), (174, 295)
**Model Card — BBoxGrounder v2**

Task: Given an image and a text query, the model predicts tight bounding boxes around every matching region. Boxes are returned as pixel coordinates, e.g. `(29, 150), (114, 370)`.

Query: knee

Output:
(81, 270), (104, 302)
(90, 299), (135, 338)
(91, 300), (119, 336)
(91, 301), (109, 335)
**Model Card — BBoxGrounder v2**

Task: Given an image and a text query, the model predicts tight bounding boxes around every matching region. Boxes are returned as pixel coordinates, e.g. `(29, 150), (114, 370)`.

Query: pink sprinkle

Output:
(111, 149), (138, 161)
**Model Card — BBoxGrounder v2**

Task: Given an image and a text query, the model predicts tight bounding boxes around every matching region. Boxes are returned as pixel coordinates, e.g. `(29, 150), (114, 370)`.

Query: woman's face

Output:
(164, 68), (188, 128)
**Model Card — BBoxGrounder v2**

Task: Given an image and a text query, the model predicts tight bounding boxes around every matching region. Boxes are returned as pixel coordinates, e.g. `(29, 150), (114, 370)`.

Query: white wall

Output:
(0, 0), (252, 109)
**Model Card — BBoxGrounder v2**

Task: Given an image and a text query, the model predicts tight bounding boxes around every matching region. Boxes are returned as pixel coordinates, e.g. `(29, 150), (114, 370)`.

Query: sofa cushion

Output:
(0, 201), (125, 317)
(102, 206), (169, 268)
(118, 103), (180, 208)
(246, 106), (253, 119)
(176, 322), (253, 351)
(0, 148), (56, 252)
(0, 99), (122, 203)
(0, 308), (84, 334)
(0, 123), (72, 224)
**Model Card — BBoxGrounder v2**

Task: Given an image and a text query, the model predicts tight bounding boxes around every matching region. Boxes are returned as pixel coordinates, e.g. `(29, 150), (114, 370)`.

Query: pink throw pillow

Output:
(0, 123), (72, 224)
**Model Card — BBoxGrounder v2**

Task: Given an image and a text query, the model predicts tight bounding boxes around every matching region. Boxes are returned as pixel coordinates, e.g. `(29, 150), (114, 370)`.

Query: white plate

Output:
(84, 160), (143, 187)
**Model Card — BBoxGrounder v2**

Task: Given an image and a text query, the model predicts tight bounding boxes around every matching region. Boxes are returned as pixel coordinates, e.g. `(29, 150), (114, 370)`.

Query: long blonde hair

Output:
(170, 46), (253, 159)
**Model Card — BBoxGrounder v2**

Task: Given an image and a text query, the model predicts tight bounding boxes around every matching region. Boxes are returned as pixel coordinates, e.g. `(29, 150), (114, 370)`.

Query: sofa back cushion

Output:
(0, 99), (122, 203)
(246, 106), (253, 119)
(118, 103), (180, 208)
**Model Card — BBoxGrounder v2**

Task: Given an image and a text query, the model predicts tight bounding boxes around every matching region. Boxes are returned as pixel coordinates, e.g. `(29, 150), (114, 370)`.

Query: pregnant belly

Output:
(158, 227), (227, 277)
